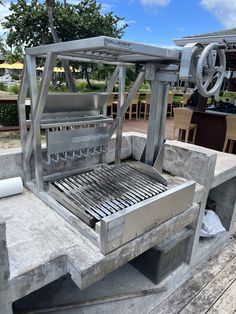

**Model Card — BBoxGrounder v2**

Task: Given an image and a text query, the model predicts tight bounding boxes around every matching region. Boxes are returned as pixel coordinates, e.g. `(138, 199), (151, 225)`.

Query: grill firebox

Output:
(49, 163), (168, 228)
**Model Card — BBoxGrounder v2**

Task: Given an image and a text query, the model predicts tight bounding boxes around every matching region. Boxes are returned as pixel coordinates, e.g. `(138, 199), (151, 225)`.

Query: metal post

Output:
(33, 52), (57, 192)
(109, 70), (145, 138)
(115, 65), (126, 164)
(23, 55), (37, 181)
(17, 59), (30, 181)
(145, 80), (165, 165)
(152, 83), (169, 172)
(101, 67), (119, 164)
(24, 53), (56, 191)
(156, 83), (169, 154)
(103, 66), (119, 116)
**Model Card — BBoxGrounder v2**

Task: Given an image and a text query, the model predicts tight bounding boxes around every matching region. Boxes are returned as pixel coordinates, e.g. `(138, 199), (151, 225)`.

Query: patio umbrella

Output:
(10, 62), (24, 70)
(36, 66), (78, 72)
(0, 62), (24, 69)
(53, 67), (64, 72)
(0, 63), (12, 69)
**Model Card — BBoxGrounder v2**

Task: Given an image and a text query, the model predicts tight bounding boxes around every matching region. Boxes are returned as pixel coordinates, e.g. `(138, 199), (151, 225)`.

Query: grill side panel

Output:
(100, 180), (196, 254)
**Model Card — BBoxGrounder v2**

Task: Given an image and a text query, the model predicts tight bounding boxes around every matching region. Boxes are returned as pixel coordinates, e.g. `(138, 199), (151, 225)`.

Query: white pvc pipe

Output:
(0, 177), (24, 198)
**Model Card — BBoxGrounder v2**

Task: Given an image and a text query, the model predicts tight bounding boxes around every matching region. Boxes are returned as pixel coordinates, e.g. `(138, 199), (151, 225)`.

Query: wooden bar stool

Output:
(126, 93), (139, 120)
(173, 108), (197, 143)
(167, 93), (174, 117)
(106, 94), (114, 118)
(181, 93), (192, 107)
(139, 93), (150, 119)
(223, 115), (236, 153)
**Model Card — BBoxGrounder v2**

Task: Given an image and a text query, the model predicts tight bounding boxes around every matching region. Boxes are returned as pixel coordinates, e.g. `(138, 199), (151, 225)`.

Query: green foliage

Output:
(2, 0), (127, 89)
(8, 84), (20, 94)
(223, 91), (236, 99)
(3, 0), (127, 48)
(75, 79), (105, 92)
(11, 73), (20, 80)
(4, 46), (24, 63)
(90, 64), (116, 82)
(0, 82), (8, 91)
(125, 66), (136, 86)
(0, 103), (19, 126)
(0, 37), (7, 55)
(173, 95), (183, 105)
(49, 83), (68, 92)
(75, 80), (87, 91)
(139, 81), (150, 92)
(0, 100), (31, 126)
(3, 0), (50, 47)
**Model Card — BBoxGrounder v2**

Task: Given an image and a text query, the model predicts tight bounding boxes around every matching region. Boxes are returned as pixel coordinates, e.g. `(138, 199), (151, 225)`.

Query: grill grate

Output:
(49, 163), (168, 226)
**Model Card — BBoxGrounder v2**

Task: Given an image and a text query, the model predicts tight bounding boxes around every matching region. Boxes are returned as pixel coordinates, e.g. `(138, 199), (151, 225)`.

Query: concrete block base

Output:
(0, 303), (13, 314)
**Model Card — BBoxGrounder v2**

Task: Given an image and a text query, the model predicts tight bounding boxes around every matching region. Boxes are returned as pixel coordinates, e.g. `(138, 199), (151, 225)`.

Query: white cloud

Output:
(0, 2), (10, 37)
(140, 0), (171, 7)
(117, 19), (136, 29)
(67, 0), (81, 4)
(200, 0), (236, 28)
(145, 26), (152, 32)
(100, 3), (114, 14)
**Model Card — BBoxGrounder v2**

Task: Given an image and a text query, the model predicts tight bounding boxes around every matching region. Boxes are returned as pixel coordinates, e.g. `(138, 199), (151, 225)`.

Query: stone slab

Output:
(0, 189), (198, 304)
(163, 140), (217, 187)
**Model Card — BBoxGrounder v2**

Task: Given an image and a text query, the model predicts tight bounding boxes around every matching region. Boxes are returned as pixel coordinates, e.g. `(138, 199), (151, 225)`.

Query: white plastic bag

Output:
(200, 210), (226, 238)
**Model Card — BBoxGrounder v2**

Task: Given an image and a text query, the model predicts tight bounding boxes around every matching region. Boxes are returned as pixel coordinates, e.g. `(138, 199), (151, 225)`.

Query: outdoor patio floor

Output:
(123, 117), (174, 139)
(13, 231), (236, 313)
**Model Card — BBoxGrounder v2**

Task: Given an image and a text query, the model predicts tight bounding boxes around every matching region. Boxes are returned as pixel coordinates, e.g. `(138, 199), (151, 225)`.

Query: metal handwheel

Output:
(196, 43), (226, 97)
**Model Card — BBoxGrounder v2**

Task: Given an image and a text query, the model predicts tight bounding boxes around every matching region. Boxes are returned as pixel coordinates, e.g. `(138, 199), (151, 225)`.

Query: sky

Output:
(0, 0), (236, 47)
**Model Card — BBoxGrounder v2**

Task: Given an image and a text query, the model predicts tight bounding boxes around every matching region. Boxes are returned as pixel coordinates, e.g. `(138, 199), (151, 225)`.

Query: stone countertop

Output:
(165, 140), (236, 189)
(205, 110), (236, 116)
(212, 151), (236, 187)
(0, 186), (199, 304)
(1, 190), (103, 281)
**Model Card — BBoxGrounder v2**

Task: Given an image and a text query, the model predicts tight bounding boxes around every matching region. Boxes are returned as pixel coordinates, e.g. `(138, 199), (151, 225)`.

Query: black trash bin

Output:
(130, 228), (193, 284)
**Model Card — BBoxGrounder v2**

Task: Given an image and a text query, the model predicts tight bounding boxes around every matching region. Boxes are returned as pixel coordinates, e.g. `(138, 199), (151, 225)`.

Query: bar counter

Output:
(191, 110), (236, 153)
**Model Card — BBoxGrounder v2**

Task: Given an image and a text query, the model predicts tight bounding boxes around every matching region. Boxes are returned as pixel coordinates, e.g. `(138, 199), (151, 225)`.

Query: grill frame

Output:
(18, 36), (197, 256)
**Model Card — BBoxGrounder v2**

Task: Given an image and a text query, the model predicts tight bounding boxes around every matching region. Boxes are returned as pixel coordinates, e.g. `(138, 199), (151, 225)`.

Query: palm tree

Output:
(46, 0), (76, 92)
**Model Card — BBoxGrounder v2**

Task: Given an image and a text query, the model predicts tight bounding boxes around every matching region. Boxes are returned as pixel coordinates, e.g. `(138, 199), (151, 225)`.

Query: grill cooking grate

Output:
(49, 163), (168, 226)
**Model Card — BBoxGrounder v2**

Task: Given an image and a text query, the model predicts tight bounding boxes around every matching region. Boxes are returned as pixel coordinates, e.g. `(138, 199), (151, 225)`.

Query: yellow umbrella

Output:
(36, 66), (64, 72)
(10, 62), (24, 70)
(53, 67), (64, 73)
(36, 66), (78, 72)
(0, 62), (24, 69)
(0, 63), (12, 69)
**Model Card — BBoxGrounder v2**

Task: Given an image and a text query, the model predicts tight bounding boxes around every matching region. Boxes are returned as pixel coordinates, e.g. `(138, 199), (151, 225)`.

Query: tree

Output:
(2, 0), (127, 89)
(0, 38), (6, 54)
(46, 0), (76, 91)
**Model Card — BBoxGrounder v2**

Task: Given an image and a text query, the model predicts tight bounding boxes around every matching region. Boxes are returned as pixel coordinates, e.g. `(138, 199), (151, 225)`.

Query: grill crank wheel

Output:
(196, 43), (226, 97)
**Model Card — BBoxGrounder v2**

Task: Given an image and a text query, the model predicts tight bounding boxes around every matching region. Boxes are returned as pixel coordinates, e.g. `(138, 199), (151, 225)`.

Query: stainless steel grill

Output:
(18, 36), (197, 254)
(49, 163), (168, 227)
